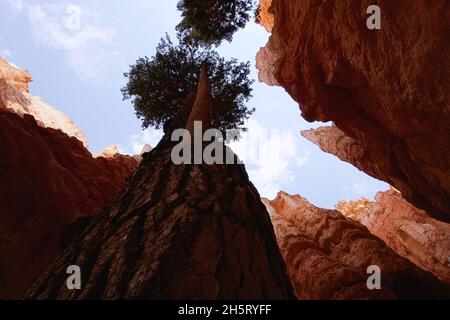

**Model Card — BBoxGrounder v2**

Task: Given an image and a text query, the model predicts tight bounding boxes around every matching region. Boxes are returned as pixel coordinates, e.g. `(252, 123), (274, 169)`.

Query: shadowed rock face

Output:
(303, 126), (450, 282)
(337, 189), (450, 283)
(0, 59), (139, 299)
(263, 192), (450, 299)
(0, 111), (139, 299)
(256, 0), (450, 221)
(26, 68), (295, 300)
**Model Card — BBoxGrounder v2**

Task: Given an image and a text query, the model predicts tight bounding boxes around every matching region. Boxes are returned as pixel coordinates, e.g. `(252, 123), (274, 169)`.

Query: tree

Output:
(122, 34), (254, 135)
(176, 0), (254, 46)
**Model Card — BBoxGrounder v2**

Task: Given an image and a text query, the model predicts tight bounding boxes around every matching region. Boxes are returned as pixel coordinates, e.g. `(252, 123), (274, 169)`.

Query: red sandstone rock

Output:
(0, 111), (139, 299)
(94, 144), (122, 158)
(302, 126), (450, 281)
(301, 126), (396, 191)
(337, 189), (450, 283)
(0, 60), (139, 299)
(256, 0), (450, 221)
(263, 192), (450, 299)
(0, 58), (32, 92)
(257, 0), (274, 33)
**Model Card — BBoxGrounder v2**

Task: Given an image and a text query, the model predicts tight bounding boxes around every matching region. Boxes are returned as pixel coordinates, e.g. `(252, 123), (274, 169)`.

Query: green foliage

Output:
(176, 0), (255, 46)
(122, 34), (254, 134)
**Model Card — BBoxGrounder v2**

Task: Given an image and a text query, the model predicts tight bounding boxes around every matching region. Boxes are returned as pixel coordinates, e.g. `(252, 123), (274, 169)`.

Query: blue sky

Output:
(0, 0), (389, 207)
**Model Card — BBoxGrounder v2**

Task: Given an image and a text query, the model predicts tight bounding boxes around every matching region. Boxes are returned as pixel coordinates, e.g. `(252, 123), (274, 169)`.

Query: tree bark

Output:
(27, 140), (295, 300)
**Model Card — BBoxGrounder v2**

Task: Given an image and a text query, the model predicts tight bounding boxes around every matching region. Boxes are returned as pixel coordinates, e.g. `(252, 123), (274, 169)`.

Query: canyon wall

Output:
(0, 60), (139, 299)
(263, 192), (450, 299)
(337, 189), (450, 283)
(256, 0), (450, 221)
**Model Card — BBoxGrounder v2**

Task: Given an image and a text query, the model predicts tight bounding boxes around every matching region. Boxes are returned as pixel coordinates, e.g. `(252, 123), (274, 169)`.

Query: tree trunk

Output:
(27, 139), (295, 300)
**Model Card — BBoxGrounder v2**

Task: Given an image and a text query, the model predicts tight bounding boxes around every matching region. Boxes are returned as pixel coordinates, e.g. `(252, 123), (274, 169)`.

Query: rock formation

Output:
(0, 60), (139, 299)
(139, 144), (153, 155)
(337, 189), (450, 283)
(94, 144), (122, 158)
(263, 192), (450, 299)
(256, 0), (450, 221)
(0, 58), (88, 147)
(26, 69), (295, 300)
(0, 58), (32, 92)
(301, 125), (398, 193)
(256, 0), (274, 32)
(0, 111), (139, 299)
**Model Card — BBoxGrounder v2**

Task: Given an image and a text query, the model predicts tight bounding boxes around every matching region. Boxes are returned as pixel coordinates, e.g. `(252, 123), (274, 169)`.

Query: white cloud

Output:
(3, 0), (122, 82)
(121, 119), (308, 198)
(0, 46), (20, 68)
(230, 119), (309, 198)
(27, 2), (120, 82)
(122, 127), (164, 155)
(5, 0), (24, 12)
(0, 49), (11, 58)
(296, 150), (311, 166)
(346, 181), (385, 199)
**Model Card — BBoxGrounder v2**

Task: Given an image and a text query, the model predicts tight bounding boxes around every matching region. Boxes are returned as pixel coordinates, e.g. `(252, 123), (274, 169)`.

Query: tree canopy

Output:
(176, 0), (255, 46)
(122, 34), (254, 135)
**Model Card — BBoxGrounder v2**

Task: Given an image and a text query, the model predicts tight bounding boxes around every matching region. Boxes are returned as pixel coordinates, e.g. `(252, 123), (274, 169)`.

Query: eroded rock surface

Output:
(0, 111), (139, 299)
(263, 192), (450, 299)
(257, 0), (274, 32)
(257, 0), (450, 221)
(0, 59), (139, 299)
(301, 126), (396, 193)
(337, 189), (450, 283)
(0, 58), (32, 92)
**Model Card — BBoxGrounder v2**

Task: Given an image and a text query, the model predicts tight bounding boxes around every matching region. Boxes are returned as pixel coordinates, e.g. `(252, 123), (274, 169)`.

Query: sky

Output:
(0, 0), (389, 207)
